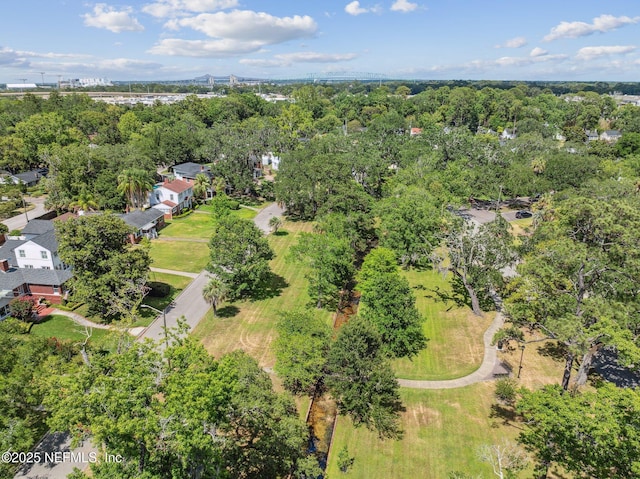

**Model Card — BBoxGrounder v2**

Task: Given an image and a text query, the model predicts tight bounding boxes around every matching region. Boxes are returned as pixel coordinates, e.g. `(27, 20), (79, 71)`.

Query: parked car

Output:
(515, 210), (532, 219)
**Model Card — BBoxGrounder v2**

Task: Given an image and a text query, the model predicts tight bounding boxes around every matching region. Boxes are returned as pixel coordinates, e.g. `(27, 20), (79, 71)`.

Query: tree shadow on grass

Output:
(423, 283), (471, 311)
(216, 305), (240, 318)
(273, 230), (289, 236)
(536, 341), (566, 362)
(250, 272), (289, 301)
(489, 403), (522, 429)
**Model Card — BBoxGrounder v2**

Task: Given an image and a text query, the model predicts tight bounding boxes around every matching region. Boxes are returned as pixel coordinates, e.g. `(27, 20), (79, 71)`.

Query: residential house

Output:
(585, 130), (599, 142)
(0, 219), (72, 318)
(500, 128), (517, 141)
(149, 178), (193, 219)
(119, 208), (166, 243)
(261, 152), (281, 171)
(0, 168), (48, 187)
(170, 162), (215, 199)
(600, 130), (622, 143)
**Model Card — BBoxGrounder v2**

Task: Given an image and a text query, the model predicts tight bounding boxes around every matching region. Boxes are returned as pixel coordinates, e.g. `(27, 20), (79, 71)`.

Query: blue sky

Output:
(1, 0), (640, 83)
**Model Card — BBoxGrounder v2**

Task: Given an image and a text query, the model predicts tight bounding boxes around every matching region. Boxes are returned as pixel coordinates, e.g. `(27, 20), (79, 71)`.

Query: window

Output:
(18, 250), (25, 258)
(53, 285), (60, 294)
(170, 194), (174, 201)
(25, 265), (33, 269)
(42, 266), (50, 270)
(40, 251), (48, 259)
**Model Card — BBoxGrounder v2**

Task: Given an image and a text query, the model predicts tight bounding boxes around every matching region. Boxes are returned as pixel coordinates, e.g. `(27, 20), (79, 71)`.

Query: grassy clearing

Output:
(149, 240), (209, 273)
(326, 383), (522, 479)
(392, 268), (493, 380)
(31, 315), (112, 342)
(160, 214), (215, 239)
(136, 272), (195, 327)
(192, 221), (333, 369)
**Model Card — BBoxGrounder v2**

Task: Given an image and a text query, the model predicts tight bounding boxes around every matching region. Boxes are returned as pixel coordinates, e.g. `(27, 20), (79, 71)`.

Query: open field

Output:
(160, 213), (215, 239)
(392, 268), (494, 380)
(192, 221), (333, 368)
(149, 240), (209, 273)
(327, 383), (521, 478)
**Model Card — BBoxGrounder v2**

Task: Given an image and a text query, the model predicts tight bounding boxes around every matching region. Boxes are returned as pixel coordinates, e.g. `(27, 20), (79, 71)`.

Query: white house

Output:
(149, 179), (194, 218)
(261, 152), (281, 171)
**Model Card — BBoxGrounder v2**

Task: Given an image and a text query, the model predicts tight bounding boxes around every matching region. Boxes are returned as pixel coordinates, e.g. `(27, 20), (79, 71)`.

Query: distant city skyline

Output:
(1, 1), (640, 84)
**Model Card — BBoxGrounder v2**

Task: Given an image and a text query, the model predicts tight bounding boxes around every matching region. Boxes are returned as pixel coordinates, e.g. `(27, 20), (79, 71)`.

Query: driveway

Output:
(253, 202), (285, 234)
(2, 196), (48, 231)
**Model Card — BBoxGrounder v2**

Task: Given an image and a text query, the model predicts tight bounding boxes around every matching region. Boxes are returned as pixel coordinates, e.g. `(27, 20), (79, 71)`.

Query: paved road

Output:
(397, 312), (505, 389)
(253, 202), (285, 234)
(138, 270), (212, 347)
(2, 196), (48, 231)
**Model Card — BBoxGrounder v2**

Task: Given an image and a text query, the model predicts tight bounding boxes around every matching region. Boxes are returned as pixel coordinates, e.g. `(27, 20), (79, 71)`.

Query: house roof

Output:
(0, 267), (72, 292)
(161, 200), (177, 208)
(603, 130), (621, 136)
(13, 170), (45, 184)
(119, 209), (165, 229)
(0, 239), (27, 266)
(171, 162), (212, 178)
(53, 212), (78, 223)
(21, 219), (55, 236)
(28, 230), (58, 252)
(161, 179), (193, 194)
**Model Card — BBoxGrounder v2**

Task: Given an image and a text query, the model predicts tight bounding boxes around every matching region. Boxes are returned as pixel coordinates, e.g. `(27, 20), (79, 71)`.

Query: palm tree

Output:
(202, 277), (229, 317)
(268, 216), (282, 234)
(193, 173), (211, 203)
(69, 191), (99, 213)
(117, 168), (154, 211)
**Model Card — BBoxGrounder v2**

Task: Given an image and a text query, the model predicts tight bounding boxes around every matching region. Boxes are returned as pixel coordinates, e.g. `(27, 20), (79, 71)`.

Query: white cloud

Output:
(167, 10), (316, 43)
(575, 45), (636, 60)
(345, 1), (369, 15)
(530, 47), (548, 57)
(544, 14), (640, 42)
(142, 0), (238, 18)
(0, 47), (29, 68)
(83, 4), (144, 33)
(390, 0), (418, 13)
(495, 36), (527, 49)
(241, 51), (358, 68)
(148, 38), (265, 57)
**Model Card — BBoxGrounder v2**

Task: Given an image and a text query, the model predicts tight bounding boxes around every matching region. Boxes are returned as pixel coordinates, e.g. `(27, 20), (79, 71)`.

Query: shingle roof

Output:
(161, 179), (192, 194)
(119, 209), (165, 229)
(21, 219), (55, 236)
(172, 162), (211, 179)
(14, 170), (44, 184)
(0, 239), (27, 267)
(0, 267), (72, 293)
(28, 230), (58, 253)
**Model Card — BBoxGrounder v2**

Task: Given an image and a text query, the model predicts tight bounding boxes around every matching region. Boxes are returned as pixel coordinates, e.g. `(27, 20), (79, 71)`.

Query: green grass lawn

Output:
(192, 221), (333, 368)
(326, 383), (523, 479)
(149, 240), (209, 273)
(160, 213), (215, 239)
(31, 315), (112, 342)
(391, 268), (493, 380)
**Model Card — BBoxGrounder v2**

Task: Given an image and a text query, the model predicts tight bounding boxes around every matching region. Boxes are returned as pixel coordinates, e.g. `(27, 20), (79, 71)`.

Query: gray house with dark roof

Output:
(119, 209), (166, 243)
(0, 168), (48, 187)
(170, 162), (213, 182)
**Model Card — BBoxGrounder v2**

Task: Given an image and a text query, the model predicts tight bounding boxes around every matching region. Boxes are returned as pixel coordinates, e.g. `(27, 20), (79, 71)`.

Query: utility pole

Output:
(38, 72), (46, 87)
(18, 78), (27, 93)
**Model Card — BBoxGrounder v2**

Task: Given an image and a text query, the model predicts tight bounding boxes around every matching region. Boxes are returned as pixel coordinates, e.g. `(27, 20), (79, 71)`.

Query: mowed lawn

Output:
(326, 383), (523, 479)
(149, 241), (209, 273)
(392, 268), (493, 380)
(31, 315), (112, 342)
(192, 221), (333, 368)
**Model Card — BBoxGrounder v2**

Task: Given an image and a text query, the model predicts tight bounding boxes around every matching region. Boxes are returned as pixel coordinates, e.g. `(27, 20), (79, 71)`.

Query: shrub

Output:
(8, 229), (22, 237)
(0, 317), (32, 334)
(495, 377), (519, 405)
(147, 281), (171, 297)
(9, 297), (36, 321)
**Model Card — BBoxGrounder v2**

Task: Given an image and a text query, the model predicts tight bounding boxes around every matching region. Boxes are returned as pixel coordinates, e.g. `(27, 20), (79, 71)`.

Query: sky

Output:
(1, 0), (640, 83)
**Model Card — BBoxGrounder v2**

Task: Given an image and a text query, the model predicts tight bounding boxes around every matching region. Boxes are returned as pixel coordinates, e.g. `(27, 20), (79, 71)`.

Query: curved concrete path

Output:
(49, 308), (113, 330)
(398, 312), (505, 389)
(150, 267), (199, 278)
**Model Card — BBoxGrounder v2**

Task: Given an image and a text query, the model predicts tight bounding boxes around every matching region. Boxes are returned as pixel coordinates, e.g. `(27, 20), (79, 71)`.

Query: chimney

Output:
(0, 259), (9, 272)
